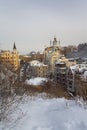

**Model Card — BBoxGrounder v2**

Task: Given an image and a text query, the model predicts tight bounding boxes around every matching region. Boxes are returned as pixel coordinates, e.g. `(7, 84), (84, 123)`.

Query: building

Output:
(54, 63), (76, 93)
(55, 61), (67, 86)
(75, 73), (87, 99)
(57, 55), (76, 67)
(44, 37), (62, 73)
(29, 60), (48, 78)
(0, 43), (19, 70)
(29, 51), (44, 62)
(63, 45), (78, 57)
(66, 68), (75, 93)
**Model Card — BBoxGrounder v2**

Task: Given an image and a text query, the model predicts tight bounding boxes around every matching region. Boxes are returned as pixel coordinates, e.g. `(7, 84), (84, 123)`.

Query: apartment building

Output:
(30, 60), (48, 78)
(55, 61), (67, 86)
(0, 43), (19, 70)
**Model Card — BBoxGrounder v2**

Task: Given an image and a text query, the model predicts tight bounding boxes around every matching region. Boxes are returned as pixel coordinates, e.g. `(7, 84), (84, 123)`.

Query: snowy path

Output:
(1, 94), (87, 130)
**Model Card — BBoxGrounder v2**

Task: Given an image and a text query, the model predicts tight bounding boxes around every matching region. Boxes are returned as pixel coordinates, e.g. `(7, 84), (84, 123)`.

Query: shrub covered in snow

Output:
(25, 77), (48, 86)
(84, 71), (87, 81)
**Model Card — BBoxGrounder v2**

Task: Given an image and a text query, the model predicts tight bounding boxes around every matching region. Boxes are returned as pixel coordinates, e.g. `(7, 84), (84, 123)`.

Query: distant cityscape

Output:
(0, 36), (87, 97)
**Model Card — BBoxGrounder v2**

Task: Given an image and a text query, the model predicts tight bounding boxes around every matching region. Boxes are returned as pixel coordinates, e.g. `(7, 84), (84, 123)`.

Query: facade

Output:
(75, 74), (87, 98)
(66, 68), (75, 93)
(54, 62), (76, 93)
(29, 51), (44, 62)
(30, 60), (48, 78)
(0, 43), (19, 70)
(55, 62), (67, 86)
(67, 62), (87, 93)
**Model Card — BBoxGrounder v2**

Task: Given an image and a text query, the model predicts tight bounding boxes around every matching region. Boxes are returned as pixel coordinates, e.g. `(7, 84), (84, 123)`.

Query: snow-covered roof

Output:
(55, 61), (65, 65)
(70, 63), (87, 73)
(69, 64), (80, 74)
(68, 58), (75, 61)
(30, 60), (47, 67)
(24, 55), (31, 58)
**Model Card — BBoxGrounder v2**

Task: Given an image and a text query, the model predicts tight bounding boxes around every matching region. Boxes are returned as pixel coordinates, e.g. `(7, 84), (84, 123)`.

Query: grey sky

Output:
(0, 0), (87, 53)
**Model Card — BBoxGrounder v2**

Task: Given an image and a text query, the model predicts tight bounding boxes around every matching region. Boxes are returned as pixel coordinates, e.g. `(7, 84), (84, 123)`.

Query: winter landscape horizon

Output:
(0, 0), (87, 130)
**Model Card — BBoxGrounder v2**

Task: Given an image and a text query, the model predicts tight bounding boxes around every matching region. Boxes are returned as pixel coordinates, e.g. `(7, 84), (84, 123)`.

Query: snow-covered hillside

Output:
(1, 94), (87, 130)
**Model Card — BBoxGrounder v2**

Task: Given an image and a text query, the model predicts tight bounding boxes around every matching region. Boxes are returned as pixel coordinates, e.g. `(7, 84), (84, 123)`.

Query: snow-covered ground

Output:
(1, 94), (87, 130)
(25, 77), (48, 86)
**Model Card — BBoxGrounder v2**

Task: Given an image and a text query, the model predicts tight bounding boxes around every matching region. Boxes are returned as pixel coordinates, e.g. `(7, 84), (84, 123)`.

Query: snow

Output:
(0, 71), (5, 80)
(1, 94), (87, 130)
(30, 60), (47, 67)
(70, 65), (79, 72)
(84, 71), (87, 81)
(55, 61), (65, 65)
(25, 77), (48, 86)
(70, 64), (87, 74)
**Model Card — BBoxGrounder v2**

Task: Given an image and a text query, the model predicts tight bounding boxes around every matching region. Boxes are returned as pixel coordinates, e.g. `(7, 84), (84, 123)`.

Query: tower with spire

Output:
(13, 42), (16, 50)
(13, 42), (18, 54)
(12, 42), (19, 70)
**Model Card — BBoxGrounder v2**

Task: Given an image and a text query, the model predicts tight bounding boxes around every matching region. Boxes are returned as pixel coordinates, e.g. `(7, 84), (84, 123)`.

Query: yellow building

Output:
(0, 43), (19, 70)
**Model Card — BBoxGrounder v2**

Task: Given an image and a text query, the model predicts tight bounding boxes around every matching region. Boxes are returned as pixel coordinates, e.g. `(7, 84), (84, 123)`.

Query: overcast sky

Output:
(0, 0), (87, 53)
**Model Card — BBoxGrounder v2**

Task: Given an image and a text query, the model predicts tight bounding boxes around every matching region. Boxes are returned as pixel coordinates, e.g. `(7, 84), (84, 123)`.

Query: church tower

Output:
(13, 42), (17, 54)
(13, 42), (16, 50)
(12, 42), (19, 70)
(53, 36), (60, 47)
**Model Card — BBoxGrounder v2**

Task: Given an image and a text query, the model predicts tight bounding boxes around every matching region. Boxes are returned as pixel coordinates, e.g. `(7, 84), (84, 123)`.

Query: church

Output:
(44, 37), (62, 73)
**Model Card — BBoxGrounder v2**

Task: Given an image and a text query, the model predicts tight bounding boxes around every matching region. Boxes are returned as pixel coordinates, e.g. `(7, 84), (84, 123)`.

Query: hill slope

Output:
(1, 94), (87, 130)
